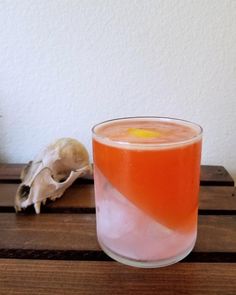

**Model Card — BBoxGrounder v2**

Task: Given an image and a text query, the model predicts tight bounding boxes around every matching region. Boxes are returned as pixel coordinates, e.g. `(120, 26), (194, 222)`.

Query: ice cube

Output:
(97, 191), (137, 239)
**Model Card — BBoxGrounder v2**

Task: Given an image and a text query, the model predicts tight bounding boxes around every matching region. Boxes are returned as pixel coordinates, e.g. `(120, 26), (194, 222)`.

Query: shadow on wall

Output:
(0, 115), (5, 162)
(0, 99), (8, 163)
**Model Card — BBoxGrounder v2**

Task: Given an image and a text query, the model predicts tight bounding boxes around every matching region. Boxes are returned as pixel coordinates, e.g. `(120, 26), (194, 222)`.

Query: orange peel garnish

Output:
(128, 128), (161, 138)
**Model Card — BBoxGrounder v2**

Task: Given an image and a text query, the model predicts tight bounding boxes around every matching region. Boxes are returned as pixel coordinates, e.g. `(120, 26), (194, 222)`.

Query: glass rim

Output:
(92, 116), (203, 149)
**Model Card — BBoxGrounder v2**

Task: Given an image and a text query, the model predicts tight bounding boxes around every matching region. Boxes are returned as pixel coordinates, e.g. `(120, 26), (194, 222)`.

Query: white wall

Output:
(0, 0), (236, 180)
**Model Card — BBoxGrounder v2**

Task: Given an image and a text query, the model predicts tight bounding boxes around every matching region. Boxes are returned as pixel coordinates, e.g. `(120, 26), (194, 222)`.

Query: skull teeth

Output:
(34, 202), (41, 214)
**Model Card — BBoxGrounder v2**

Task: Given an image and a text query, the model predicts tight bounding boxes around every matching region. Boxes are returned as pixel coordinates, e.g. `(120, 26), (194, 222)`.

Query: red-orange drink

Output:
(92, 117), (202, 267)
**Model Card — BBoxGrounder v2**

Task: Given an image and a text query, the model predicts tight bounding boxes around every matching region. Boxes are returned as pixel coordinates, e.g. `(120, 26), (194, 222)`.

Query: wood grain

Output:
(0, 214), (235, 253)
(1, 183), (235, 212)
(0, 213), (99, 251)
(0, 260), (236, 295)
(199, 186), (236, 210)
(0, 164), (234, 185)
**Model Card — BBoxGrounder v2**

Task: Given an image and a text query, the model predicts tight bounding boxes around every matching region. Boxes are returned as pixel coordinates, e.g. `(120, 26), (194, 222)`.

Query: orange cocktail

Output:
(92, 117), (202, 267)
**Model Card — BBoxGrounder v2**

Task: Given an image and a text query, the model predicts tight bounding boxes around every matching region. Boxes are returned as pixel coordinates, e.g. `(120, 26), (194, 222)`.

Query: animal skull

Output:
(15, 138), (92, 214)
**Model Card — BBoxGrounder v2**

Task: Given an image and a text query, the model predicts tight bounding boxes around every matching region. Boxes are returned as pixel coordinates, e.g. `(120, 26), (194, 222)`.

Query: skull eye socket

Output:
(18, 185), (30, 201)
(51, 171), (71, 183)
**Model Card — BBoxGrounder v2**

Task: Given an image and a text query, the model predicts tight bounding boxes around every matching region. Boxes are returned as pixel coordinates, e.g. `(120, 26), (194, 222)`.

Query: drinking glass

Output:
(92, 117), (202, 267)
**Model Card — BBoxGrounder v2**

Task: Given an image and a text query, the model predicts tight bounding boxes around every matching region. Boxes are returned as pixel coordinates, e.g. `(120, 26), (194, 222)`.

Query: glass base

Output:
(99, 237), (196, 268)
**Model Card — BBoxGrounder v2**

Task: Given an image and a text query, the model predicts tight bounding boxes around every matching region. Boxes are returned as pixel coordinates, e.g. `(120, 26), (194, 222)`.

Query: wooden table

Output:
(0, 164), (235, 294)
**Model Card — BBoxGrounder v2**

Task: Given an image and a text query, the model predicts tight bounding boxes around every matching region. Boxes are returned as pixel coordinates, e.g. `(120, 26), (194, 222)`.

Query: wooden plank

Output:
(0, 214), (235, 253)
(199, 186), (236, 210)
(0, 164), (24, 181)
(0, 183), (235, 212)
(0, 214), (98, 251)
(0, 183), (95, 212)
(0, 260), (235, 295)
(196, 215), (236, 252)
(0, 164), (234, 185)
(200, 165), (234, 186)
(0, 163), (93, 183)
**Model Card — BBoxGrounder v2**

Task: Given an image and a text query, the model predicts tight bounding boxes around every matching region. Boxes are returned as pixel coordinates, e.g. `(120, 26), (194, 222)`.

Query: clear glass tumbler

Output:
(92, 117), (202, 268)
